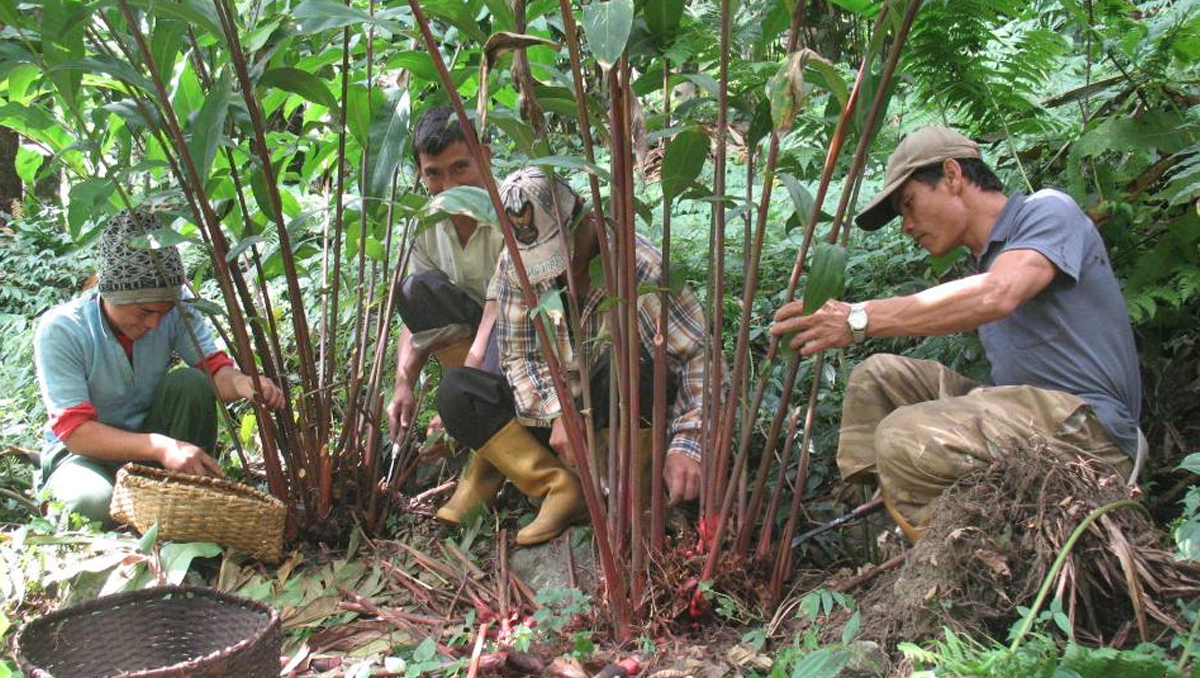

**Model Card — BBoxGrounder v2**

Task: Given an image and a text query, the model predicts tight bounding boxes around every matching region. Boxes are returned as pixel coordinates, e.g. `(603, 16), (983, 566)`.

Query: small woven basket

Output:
(110, 463), (285, 563)
(17, 585), (281, 678)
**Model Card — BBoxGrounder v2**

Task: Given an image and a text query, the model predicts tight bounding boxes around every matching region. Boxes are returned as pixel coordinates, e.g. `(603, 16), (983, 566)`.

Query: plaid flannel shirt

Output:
(495, 233), (707, 461)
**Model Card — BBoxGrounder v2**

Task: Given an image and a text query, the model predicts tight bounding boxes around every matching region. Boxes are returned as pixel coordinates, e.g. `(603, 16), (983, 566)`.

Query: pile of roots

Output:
(854, 441), (1200, 649)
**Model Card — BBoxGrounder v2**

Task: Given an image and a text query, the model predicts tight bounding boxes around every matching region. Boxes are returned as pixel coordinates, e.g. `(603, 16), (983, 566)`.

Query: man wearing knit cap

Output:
(770, 126), (1144, 541)
(33, 208), (284, 522)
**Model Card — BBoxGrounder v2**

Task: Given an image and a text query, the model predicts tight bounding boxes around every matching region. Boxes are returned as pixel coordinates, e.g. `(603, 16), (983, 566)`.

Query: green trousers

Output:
(39, 368), (218, 523)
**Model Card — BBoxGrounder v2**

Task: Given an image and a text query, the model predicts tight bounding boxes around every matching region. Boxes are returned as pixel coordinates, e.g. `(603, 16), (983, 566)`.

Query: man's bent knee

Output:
(161, 367), (212, 401)
(42, 459), (117, 523)
(437, 368), (515, 449)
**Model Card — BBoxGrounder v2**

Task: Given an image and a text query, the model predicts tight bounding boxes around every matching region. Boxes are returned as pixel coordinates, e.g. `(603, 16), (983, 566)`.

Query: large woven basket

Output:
(110, 463), (285, 563)
(17, 585), (281, 678)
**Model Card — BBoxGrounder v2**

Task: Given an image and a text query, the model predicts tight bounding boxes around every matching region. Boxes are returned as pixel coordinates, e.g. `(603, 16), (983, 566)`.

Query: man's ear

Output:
(943, 157), (963, 193)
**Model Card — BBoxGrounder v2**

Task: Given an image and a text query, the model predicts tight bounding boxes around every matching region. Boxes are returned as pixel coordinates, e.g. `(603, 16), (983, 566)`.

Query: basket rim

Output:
(17, 585), (281, 678)
(116, 463), (284, 508)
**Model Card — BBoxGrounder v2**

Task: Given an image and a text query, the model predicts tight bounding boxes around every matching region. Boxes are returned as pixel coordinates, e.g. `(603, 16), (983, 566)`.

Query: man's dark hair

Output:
(908, 157), (1004, 193)
(413, 105), (475, 166)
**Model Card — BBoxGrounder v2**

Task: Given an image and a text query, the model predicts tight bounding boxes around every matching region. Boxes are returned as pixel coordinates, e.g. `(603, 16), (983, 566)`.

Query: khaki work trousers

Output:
(837, 354), (1132, 540)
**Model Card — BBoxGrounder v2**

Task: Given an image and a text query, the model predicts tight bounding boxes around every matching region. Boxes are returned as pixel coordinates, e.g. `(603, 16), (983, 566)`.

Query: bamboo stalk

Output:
(405, 0), (630, 637)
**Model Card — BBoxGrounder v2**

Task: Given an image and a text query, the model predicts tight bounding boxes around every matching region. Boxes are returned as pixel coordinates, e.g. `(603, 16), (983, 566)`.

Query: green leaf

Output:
(387, 52), (441, 81)
(661, 129), (708, 202)
(226, 235), (265, 262)
(6, 64), (40, 105)
(826, 0), (878, 14)
(425, 185), (497, 227)
(258, 67), (339, 117)
(15, 146), (42, 186)
(422, 0), (487, 44)
(125, 0), (223, 38)
(1178, 452), (1200, 475)
(805, 59), (849, 110)
(790, 648), (851, 678)
(67, 178), (116, 239)
(683, 72), (719, 97)
(137, 521), (160, 553)
(187, 69), (231, 180)
(42, 0), (86, 115)
(841, 609), (861, 644)
(644, 0), (684, 43)
(346, 84), (373, 146)
(768, 49), (832, 134)
(413, 636), (438, 662)
(531, 287), (565, 321)
(803, 242), (847, 315)
(293, 0), (400, 33)
(780, 172), (814, 229)
(184, 298), (227, 317)
(159, 541), (222, 585)
(364, 237), (385, 262)
(583, 0), (635, 71)
(250, 167), (280, 224)
(365, 89), (411, 212)
(150, 18), (187, 77)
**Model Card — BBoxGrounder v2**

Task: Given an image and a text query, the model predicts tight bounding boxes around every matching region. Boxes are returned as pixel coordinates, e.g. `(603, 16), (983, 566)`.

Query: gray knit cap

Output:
(98, 209), (185, 304)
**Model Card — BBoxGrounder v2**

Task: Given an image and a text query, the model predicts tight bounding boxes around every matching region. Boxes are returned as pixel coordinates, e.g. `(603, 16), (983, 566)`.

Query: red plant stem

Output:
(650, 62), (674, 553)
(322, 21), (353, 405)
(213, 0), (328, 474)
(767, 0), (925, 603)
(406, 0), (630, 637)
(113, 2), (295, 537)
(703, 0), (733, 523)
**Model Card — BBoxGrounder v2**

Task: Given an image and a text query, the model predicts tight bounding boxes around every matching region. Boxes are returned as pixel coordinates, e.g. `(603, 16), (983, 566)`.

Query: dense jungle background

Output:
(2, 0), (1200, 676)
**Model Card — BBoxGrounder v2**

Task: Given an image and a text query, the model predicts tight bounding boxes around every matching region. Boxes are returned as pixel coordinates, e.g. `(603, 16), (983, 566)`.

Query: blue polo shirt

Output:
(33, 289), (223, 459)
(974, 190), (1141, 457)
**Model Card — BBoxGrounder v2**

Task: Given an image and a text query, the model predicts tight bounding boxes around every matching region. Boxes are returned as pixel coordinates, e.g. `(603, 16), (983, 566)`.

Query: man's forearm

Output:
(866, 272), (1015, 338)
(394, 326), (427, 388)
(467, 301), (498, 366)
(63, 420), (166, 465)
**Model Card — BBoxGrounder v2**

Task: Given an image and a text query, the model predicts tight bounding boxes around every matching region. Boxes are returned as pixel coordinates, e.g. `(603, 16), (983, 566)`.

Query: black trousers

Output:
(438, 348), (674, 450)
(396, 269), (500, 373)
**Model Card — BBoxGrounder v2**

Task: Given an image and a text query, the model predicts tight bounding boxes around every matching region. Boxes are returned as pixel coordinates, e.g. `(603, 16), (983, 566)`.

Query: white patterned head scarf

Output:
(498, 167), (585, 285)
(97, 209), (184, 305)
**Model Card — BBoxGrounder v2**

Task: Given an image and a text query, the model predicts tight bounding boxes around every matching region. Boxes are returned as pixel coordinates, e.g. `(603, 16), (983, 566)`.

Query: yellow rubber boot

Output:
(881, 486), (922, 543)
(435, 453), (505, 526)
(476, 420), (587, 546)
(432, 340), (472, 370)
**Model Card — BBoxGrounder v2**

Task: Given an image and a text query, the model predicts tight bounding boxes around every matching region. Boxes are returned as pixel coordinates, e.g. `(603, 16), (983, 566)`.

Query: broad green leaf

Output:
(67, 178), (115, 239)
(250, 167), (281, 224)
(482, 0), (516, 32)
(125, 0), (222, 38)
(364, 237), (385, 262)
(583, 0), (635, 71)
(841, 609), (861, 644)
(150, 19), (187, 77)
(489, 106), (540, 155)
(683, 72), (719, 97)
(6, 64), (40, 105)
(425, 185), (497, 227)
(803, 242), (847, 315)
(137, 522), (160, 553)
(346, 84), (373, 147)
(1179, 452), (1200, 475)
(258, 67), (339, 117)
(187, 69), (231, 180)
(768, 49), (832, 133)
(15, 146), (42, 186)
(661, 129), (708, 202)
(159, 541), (222, 585)
(42, 0), (86, 115)
(49, 56), (154, 93)
(422, 0), (487, 44)
(365, 89), (411, 212)
(413, 636), (438, 662)
(644, 0), (684, 42)
(293, 0), (399, 33)
(826, 0), (878, 14)
(387, 52), (441, 81)
(779, 172), (814, 229)
(805, 59), (849, 110)
(528, 155), (611, 181)
(184, 298), (227, 317)
(226, 235), (265, 262)
(531, 287), (565, 321)
(790, 647), (851, 678)
(101, 99), (159, 130)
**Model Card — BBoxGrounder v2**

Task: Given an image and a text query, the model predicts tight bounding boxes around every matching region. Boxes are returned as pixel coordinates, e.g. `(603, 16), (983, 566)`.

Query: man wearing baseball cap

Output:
(433, 167), (708, 546)
(33, 208), (285, 522)
(770, 126), (1143, 540)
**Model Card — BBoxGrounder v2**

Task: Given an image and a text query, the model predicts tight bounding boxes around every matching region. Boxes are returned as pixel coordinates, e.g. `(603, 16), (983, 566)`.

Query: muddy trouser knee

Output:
(38, 368), (218, 522)
(872, 384), (1132, 538)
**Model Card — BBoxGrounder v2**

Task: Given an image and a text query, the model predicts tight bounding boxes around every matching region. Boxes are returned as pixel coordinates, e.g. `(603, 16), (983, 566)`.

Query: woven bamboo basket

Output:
(17, 585), (281, 678)
(110, 463), (285, 563)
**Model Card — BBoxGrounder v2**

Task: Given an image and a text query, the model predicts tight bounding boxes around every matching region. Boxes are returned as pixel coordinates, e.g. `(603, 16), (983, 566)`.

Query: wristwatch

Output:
(847, 302), (868, 344)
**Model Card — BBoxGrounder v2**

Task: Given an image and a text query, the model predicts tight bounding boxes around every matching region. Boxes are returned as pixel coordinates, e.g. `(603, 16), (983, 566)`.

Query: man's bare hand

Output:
(155, 435), (225, 478)
(234, 374), (285, 410)
(769, 299), (854, 356)
(549, 417), (576, 469)
(664, 453), (700, 506)
(387, 381), (416, 434)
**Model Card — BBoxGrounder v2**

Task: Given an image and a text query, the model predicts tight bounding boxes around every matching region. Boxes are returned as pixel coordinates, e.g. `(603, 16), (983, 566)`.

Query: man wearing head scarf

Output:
(769, 126), (1144, 541)
(433, 167), (709, 546)
(33, 208), (284, 522)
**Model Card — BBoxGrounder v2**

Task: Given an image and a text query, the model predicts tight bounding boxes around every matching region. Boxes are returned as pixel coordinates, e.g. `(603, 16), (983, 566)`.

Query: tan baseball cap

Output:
(855, 126), (981, 231)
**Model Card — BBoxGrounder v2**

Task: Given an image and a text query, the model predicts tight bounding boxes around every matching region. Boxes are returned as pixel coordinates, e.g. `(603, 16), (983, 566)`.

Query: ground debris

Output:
(848, 441), (1200, 652)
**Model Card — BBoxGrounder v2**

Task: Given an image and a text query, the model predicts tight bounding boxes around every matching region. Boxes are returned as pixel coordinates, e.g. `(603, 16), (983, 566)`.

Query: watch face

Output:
(849, 307), (867, 330)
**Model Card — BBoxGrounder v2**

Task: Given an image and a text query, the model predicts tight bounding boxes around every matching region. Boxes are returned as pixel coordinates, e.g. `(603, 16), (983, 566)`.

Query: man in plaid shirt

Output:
(436, 167), (708, 545)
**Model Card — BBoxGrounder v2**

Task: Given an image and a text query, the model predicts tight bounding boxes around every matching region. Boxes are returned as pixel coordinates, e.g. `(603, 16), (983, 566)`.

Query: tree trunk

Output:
(0, 126), (20, 224)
